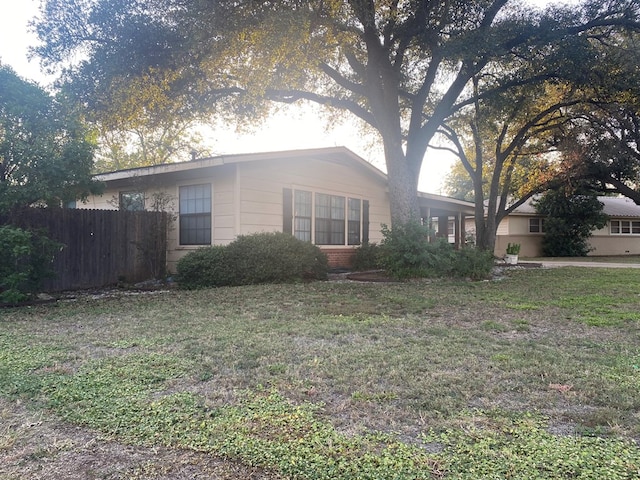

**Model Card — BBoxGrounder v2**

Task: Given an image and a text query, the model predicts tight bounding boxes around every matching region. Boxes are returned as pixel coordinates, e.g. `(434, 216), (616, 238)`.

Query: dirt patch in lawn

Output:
(0, 398), (278, 480)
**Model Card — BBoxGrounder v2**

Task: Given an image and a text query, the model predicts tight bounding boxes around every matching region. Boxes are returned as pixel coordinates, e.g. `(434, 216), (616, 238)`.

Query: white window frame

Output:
(290, 188), (365, 246)
(179, 183), (212, 246)
(119, 191), (145, 211)
(529, 217), (546, 234)
(610, 219), (640, 235)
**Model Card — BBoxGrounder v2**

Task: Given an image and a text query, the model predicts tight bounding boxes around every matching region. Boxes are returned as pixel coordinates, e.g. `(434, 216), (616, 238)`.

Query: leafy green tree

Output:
(443, 161), (477, 203)
(439, 77), (584, 251)
(94, 121), (207, 173)
(85, 70), (209, 172)
(534, 185), (609, 257)
(439, 18), (640, 252)
(33, 0), (640, 227)
(0, 65), (100, 211)
(558, 103), (640, 205)
(552, 31), (640, 205)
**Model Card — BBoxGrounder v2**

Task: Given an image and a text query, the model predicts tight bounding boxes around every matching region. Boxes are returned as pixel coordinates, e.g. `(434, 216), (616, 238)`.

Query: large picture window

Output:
(283, 189), (368, 246)
(179, 184), (211, 245)
(611, 219), (640, 235)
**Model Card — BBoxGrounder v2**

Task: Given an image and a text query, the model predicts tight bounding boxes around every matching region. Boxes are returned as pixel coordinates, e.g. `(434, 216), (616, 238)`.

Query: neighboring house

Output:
(489, 196), (640, 257)
(79, 146), (474, 272)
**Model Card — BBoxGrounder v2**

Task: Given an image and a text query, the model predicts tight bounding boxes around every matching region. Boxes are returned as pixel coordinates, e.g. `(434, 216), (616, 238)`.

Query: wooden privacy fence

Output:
(1, 208), (167, 292)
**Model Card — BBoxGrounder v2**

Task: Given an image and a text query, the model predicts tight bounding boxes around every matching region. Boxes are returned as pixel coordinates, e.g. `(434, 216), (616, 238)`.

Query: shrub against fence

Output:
(0, 208), (167, 292)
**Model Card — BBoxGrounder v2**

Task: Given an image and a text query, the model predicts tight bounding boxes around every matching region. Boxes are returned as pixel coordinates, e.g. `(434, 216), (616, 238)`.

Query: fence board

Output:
(1, 208), (167, 292)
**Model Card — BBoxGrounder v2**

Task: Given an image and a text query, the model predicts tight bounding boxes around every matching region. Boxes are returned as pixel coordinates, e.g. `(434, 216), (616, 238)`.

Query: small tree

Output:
(534, 186), (608, 257)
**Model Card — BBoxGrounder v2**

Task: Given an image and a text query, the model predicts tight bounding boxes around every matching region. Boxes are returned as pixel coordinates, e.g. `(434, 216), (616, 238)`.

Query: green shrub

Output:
(535, 187), (608, 257)
(451, 247), (495, 280)
(176, 232), (328, 289)
(0, 225), (61, 303)
(175, 245), (231, 289)
(380, 222), (455, 279)
(352, 242), (383, 271)
(224, 232), (328, 285)
(379, 222), (494, 280)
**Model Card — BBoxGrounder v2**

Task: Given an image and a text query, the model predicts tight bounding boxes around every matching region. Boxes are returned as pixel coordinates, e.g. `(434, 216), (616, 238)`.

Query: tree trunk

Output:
(384, 143), (421, 226)
(473, 170), (499, 253)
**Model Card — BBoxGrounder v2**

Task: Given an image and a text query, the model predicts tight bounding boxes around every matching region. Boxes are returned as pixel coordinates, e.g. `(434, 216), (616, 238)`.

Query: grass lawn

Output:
(1, 267), (640, 479)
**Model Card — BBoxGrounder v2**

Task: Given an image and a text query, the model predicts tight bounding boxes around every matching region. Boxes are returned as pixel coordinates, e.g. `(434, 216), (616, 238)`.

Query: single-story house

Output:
(79, 146), (475, 271)
(489, 196), (640, 257)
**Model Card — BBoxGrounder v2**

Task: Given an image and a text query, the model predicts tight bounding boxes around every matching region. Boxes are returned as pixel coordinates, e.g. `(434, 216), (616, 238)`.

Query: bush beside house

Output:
(377, 222), (495, 280)
(177, 232), (328, 289)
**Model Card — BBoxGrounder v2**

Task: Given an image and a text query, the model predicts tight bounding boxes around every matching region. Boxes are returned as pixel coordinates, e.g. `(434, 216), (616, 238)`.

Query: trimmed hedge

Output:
(177, 232), (328, 289)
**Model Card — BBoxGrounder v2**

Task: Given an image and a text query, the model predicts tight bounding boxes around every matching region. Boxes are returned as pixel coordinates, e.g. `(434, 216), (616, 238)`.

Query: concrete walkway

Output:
(536, 260), (640, 269)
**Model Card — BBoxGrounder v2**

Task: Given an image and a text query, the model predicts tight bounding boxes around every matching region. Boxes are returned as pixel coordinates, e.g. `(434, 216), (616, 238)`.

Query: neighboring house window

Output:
(316, 193), (345, 245)
(179, 184), (211, 245)
(610, 219), (640, 235)
(119, 191), (145, 211)
(294, 190), (312, 242)
(348, 198), (361, 245)
(529, 217), (546, 233)
(283, 189), (369, 246)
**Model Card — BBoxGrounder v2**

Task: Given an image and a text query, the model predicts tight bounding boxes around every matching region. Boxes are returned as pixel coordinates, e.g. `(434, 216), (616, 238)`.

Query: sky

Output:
(0, 0), (558, 194)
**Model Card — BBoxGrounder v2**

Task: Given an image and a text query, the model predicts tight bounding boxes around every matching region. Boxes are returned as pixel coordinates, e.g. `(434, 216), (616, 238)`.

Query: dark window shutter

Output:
(362, 200), (370, 244)
(283, 188), (293, 234)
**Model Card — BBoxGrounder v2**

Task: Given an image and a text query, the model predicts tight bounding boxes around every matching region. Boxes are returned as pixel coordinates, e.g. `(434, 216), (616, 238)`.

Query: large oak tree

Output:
(34, 0), (640, 226)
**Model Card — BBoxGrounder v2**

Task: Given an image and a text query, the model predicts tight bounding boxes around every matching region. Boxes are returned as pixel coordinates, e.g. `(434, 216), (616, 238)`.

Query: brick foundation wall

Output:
(323, 248), (356, 269)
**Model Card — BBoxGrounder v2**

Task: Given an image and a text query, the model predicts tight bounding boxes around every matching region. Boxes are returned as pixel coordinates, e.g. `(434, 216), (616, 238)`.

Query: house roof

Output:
(511, 195), (640, 218)
(95, 146), (475, 215)
(95, 146), (388, 184)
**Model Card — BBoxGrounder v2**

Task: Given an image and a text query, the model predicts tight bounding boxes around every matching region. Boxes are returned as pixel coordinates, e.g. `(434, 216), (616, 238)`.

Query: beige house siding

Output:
(81, 149), (393, 272)
(495, 215), (543, 257)
(236, 157), (390, 245)
(495, 216), (640, 258)
(587, 222), (640, 256)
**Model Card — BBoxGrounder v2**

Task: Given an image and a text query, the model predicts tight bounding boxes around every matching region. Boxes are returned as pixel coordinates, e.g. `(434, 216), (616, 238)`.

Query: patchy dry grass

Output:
(1, 266), (640, 478)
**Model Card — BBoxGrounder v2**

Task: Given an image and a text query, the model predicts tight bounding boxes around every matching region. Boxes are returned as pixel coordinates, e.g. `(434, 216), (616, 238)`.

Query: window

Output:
(611, 220), (640, 235)
(294, 190), (312, 242)
(348, 198), (361, 245)
(315, 193), (345, 245)
(179, 184), (211, 245)
(119, 191), (145, 211)
(283, 189), (369, 246)
(529, 217), (546, 233)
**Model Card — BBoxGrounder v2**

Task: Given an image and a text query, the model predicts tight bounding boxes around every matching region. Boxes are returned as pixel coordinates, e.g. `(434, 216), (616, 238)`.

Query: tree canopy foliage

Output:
(439, 24), (639, 250)
(33, 0), (640, 226)
(0, 65), (100, 212)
